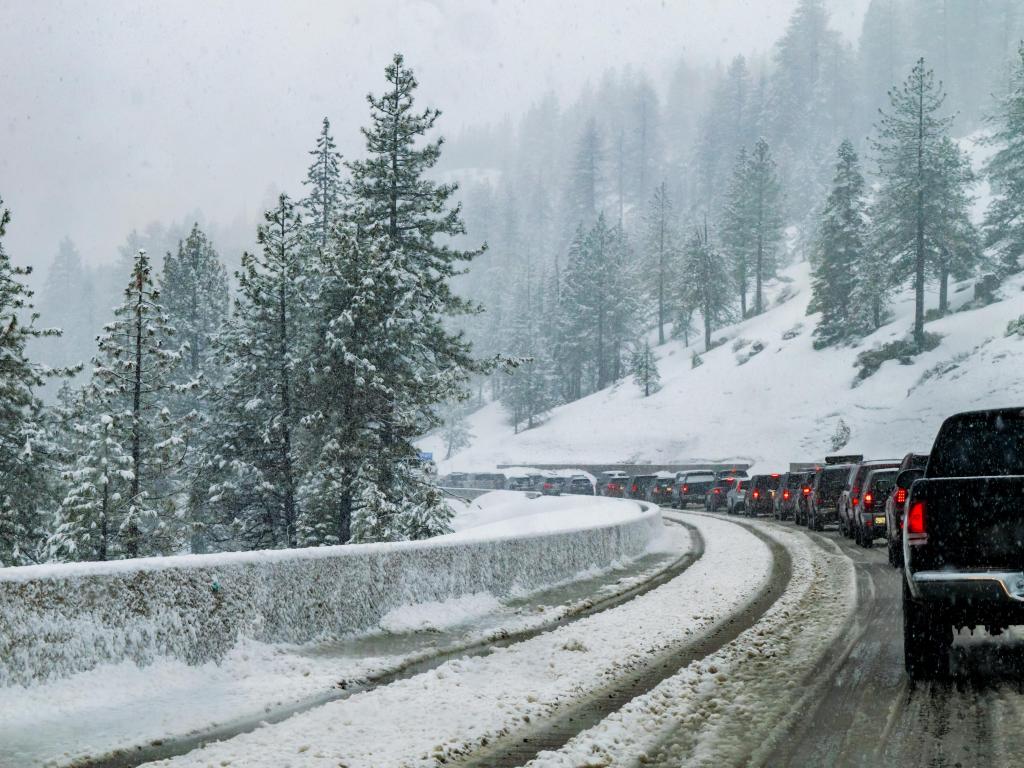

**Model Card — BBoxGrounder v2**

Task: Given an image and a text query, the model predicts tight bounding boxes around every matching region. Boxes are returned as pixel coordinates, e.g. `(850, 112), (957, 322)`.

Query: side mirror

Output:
(895, 468), (924, 489)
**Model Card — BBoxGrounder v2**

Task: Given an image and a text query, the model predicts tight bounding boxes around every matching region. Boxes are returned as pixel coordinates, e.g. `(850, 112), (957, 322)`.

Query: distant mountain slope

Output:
(425, 260), (1024, 474)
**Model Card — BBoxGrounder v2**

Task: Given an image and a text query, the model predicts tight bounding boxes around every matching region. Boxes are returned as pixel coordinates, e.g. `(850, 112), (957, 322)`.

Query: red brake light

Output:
(714, 488), (721, 494)
(895, 488), (907, 505)
(543, 482), (552, 489)
(682, 484), (689, 493)
(852, 496), (859, 507)
(752, 490), (760, 499)
(783, 489), (791, 501)
(864, 492), (873, 507)
(907, 501), (926, 541)
(770, 473), (780, 478)
(631, 484), (638, 493)
(802, 486), (811, 496)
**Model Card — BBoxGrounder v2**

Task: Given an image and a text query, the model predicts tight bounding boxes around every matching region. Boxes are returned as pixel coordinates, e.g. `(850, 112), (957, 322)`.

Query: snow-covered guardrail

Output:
(0, 499), (663, 687)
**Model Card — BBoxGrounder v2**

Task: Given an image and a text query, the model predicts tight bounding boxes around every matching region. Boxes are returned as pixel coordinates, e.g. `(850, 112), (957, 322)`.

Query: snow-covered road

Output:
(1, 513), (689, 768)
(122, 514), (770, 768)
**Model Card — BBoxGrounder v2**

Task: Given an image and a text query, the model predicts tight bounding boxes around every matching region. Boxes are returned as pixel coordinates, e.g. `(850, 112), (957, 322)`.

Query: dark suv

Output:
(839, 460), (900, 538)
(746, 474), (780, 516)
(628, 474), (658, 501)
(705, 476), (739, 511)
(774, 472), (803, 521)
(674, 470), (716, 508)
(650, 476), (676, 506)
(794, 470), (818, 526)
(854, 468), (897, 547)
(807, 464), (852, 531)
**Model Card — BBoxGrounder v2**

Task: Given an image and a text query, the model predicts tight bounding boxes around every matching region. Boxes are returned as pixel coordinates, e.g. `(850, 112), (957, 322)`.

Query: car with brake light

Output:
(705, 476), (738, 511)
(746, 473), (780, 516)
(674, 470), (716, 508)
(726, 478), (748, 514)
(839, 459), (900, 538)
(807, 463), (852, 530)
(884, 453), (929, 567)
(853, 468), (897, 547)
(773, 472), (803, 521)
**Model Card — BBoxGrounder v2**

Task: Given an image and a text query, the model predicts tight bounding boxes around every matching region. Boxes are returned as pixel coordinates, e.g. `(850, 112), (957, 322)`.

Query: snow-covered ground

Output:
(431, 261), (1024, 475)
(130, 514), (772, 768)
(0, 493), (679, 768)
(425, 132), (1021, 475)
(528, 513), (856, 766)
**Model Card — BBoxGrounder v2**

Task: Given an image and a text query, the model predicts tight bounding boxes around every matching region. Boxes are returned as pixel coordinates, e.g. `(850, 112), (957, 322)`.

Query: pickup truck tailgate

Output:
(914, 476), (1024, 570)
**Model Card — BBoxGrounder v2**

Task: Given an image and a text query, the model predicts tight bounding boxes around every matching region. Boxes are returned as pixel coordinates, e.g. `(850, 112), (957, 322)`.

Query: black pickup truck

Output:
(902, 407), (1024, 679)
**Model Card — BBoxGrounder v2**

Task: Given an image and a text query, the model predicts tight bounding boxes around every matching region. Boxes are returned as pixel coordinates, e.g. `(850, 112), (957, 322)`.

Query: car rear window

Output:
(686, 473), (715, 482)
(930, 410), (1024, 477)
(868, 473), (896, 496)
(819, 468), (848, 493)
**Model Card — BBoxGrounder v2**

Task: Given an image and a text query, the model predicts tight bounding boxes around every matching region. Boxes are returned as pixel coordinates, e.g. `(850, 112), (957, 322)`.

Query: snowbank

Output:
(0, 496), (661, 688)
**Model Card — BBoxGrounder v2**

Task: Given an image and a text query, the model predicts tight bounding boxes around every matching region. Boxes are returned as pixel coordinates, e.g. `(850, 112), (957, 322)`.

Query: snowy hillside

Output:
(429, 256), (1024, 474)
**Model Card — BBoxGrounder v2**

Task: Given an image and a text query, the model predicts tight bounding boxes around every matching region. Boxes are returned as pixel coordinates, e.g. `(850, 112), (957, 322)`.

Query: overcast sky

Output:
(0, 0), (869, 271)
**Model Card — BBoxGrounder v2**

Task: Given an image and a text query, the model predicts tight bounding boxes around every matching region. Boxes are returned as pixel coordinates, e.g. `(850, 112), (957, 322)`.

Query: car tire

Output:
(903, 577), (951, 681)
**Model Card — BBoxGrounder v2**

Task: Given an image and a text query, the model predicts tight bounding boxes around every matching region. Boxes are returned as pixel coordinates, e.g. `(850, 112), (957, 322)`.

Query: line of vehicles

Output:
(619, 407), (1024, 682)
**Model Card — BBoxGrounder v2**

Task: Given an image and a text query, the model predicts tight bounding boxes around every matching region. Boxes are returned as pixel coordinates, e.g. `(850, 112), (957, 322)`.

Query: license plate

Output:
(874, 516), (886, 526)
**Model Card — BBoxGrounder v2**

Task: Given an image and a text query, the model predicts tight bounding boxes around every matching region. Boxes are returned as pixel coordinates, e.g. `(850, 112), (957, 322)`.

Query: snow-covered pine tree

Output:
(565, 118), (604, 235)
(0, 200), (64, 566)
(53, 250), (190, 560)
(870, 58), (954, 348)
(499, 274), (557, 433)
(343, 53), (485, 541)
(207, 195), (307, 550)
(440, 403), (473, 459)
(984, 43), (1024, 275)
(810, 140), (870, 347)
(630, 338), (661, 396)
(932, 137), (980, 315)
(160, 224), (229, 394)
(642, 182), (678, 344)
(302, 117), (344, 253)
(159, 223), (229, 552)
(694, 56), (754, 217)
(721, 147), (755, 317)
(37, 237), (93, 375)
(680, 220), (733, 352)
(746, 138), (785, 314)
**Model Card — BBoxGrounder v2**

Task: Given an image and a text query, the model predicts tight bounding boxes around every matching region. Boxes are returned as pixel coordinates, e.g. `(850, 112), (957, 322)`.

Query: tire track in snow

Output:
(451, 512), (792, 768)
(73, 519), (702, 768)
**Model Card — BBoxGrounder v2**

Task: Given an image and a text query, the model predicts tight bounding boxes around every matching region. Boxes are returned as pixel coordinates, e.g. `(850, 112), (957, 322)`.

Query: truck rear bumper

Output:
(911, 570), (1024, 604)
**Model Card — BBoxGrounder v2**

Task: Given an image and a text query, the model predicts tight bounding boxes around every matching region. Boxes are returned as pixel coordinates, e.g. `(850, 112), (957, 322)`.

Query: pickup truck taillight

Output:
(863, 492), (873, 508)
(894, 487), (907, 505)
(907, 500), (927, 544)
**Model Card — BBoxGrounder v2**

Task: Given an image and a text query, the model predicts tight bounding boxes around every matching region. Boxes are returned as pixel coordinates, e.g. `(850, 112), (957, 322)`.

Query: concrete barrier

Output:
(0, 501), (663, 688)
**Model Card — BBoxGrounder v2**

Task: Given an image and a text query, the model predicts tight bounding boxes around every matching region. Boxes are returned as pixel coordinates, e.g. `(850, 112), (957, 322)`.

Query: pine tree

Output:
(984, 43), (1024, 275)
(721, 147), (755, 317)
(810, 140), (870, 346)
(642, 182), (677, 344)
(302, 117), (344, 252)
(342, 53), (484, 541)
(870, 58), (954, 347)
(746, 138), (785, 314)
(694, 56), (754, 216)
(630, 338), (661, 397)
(159, 224), (229, 552)
(208, 195), (307, 551)
(680, 221), (733, 352)
(160, 224), (229, 393)
(932, 137), (980, 315)
(0, 200), (64, 566)
(565, 118), (604, 233)
(52, 250), (190, 561)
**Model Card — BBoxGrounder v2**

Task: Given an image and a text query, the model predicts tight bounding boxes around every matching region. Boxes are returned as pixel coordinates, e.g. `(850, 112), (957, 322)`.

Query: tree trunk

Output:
(939, 263), (949, 316)
(914, 71), (926, 349)
(127, 268), (144, 559)
(277, 213), (296, 548)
